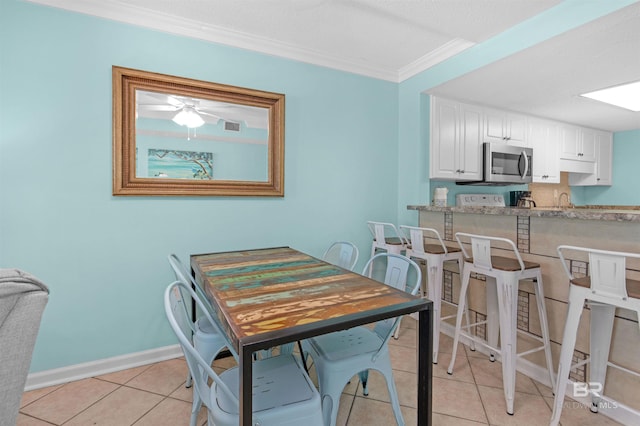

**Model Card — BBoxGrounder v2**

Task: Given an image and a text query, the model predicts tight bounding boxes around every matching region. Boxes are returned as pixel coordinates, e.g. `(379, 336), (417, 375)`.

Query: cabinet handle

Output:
(460, 170), (465, 174)
(597, 178), (601, 181)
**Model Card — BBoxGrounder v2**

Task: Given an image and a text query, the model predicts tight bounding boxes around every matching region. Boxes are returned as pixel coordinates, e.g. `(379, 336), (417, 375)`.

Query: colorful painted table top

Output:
(191, 247), (424, 349)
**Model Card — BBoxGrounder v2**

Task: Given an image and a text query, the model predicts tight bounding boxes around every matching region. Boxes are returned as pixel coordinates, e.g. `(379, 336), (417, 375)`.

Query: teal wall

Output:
(0, 0), (398, 372)
(0, 0), (637, 374)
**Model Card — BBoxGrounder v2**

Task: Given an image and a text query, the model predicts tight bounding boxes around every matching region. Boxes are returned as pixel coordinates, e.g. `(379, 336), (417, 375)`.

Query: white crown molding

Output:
(398, 38), (475, 82)
(25, 0), (470, 82)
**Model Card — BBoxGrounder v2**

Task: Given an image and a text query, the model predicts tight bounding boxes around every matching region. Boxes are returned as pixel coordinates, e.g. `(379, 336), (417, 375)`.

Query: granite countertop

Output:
(407, 205), (640, 222)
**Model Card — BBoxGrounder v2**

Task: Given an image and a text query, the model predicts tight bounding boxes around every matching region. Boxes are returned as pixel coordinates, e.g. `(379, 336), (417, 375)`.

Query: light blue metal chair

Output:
(168, 254), (236, 426)
(302, 253), (421, 426)
(164, 281), (324, 426)
(322, 241), (359, 270)
(167, 254), (232, 368)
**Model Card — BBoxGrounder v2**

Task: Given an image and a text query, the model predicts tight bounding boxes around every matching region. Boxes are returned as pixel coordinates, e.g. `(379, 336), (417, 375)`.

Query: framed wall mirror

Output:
(112, 66), (284, 196)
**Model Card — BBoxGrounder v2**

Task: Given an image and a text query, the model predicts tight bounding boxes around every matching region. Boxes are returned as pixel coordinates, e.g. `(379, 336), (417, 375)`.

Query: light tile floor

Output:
(18, 320), (623, 425)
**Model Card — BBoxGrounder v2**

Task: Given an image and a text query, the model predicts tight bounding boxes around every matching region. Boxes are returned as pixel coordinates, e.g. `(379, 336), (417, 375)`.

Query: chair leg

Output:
(382, 366), (405, 426)
(588, 302), (615, 413)
(533, 271), (556, 390)
(358, 370), (369, 396)
(447, 266), (471, 375)
(320, 375), (350, 426)
(495, 275), (518, 415)
(190, 393), (202, 426)
(186, 372), (192, 388)
(550, 291), (586, 426)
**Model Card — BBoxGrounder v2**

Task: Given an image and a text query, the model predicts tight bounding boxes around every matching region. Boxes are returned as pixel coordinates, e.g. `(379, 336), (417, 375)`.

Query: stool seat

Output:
(374, 237), (405, 245)
(465, 256), (540, 271)
(367, 221), (407, 257)
(424, 244), (461, 255)
(570, 276), (640, 298)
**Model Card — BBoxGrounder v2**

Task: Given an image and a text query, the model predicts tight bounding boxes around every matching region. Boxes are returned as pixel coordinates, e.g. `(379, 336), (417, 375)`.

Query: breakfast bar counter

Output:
(407, 203), (640, 422)
(407, 205), (640, 222)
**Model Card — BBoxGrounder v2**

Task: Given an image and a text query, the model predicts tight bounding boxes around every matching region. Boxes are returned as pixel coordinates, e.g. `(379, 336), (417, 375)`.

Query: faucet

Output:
(557, 192), (572, 208)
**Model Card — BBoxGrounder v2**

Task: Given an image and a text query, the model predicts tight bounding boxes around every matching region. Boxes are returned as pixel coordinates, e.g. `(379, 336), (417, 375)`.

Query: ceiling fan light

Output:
(172, 107), (205, 128)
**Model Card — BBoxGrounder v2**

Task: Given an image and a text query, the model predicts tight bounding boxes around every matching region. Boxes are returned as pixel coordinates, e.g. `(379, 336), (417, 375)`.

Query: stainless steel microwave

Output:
(457, 142), (533, 185)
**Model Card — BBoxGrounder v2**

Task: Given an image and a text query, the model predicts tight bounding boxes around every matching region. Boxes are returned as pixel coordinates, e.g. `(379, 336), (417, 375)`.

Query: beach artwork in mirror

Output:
(113, 67), (284, 196)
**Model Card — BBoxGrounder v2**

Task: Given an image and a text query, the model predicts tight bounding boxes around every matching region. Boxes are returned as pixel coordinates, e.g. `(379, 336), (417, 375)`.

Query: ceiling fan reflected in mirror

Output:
(136, 90), (269, 132)
(137, 91), (222, 129)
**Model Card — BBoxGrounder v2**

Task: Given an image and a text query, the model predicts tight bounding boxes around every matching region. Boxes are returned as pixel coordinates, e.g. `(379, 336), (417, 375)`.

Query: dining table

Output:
(191, 246), (433, 425)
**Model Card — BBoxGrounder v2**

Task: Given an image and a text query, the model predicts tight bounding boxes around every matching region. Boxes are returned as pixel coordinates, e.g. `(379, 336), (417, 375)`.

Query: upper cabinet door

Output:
(484, 108), (506, 143)
(430, 97), (460, 180)
(529, 118), (559, 183)
(579, 128), (597, 162)
(560, 124), (581, 159)
(430, 96), (482, 181)
(561, 125), (596, 162)
(506, 113), (528, 145)
(458, 103), (483, 179)
(483, 108), (528, 145)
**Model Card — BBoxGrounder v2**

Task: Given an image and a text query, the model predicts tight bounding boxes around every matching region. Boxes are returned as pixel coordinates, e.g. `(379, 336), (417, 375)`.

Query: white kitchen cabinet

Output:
(569, 130), (612, 186)
(484, 108), (528, 145)
(560, 124), (596, 162)
(430, 97), (483, 181)
(529, 118), (560, 183)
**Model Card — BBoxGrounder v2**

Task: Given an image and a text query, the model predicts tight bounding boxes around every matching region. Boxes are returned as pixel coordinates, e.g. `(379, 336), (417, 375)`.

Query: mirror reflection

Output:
(112, 66), (285, 196)
(135, 90), (270, 182)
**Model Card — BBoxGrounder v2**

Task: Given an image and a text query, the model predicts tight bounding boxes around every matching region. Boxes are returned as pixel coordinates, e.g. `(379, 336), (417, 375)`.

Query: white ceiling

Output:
(29, 0), (640, 131)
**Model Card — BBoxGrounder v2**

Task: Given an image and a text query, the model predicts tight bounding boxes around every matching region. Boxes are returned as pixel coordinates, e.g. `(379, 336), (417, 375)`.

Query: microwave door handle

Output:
(520, 150), (529, 180)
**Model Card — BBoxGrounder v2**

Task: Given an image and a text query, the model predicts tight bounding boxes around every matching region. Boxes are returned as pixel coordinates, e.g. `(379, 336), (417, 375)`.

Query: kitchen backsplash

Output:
(528, 172), (572, 207)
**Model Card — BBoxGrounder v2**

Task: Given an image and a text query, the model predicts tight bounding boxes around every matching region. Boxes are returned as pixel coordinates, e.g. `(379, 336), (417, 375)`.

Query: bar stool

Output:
(367, 221), (407, 257)
(447, 232), (555, 415)
(399, 225), (470, 363)
(551, 246), (640, 426)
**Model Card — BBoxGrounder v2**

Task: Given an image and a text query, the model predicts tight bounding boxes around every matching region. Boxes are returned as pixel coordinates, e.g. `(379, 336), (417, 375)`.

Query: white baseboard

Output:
(439, 322), (640, 425)
(25, 345), (183, 391)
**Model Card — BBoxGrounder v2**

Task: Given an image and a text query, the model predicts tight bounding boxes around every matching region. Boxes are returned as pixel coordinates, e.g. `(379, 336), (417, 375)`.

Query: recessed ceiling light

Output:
(580, 81), (640, 112)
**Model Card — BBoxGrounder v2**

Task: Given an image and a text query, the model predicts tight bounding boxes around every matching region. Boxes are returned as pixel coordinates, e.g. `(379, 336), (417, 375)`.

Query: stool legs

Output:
(533, 271), (556, 391)
(550, 291), (586, 426)
(447, 265), (472, 375)
(495, 275), (519, 415)
(427, 257), (444, 363)
(589, 302), (615, 413)
(486, 277), (499, 362)
(451, 269), (555, 416)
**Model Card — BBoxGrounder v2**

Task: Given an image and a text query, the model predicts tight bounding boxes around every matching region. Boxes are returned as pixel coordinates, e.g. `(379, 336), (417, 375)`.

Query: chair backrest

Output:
(362, 253), (421, 345)
(557, 245), (640, 301)
(399, 225), (447, 256)
(168, 253), (220, 324)
(367, 221), (406, 245)
(322, 241), (359, 270)
(455, 232), (525, 273)
(164, 281), (239, 411)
